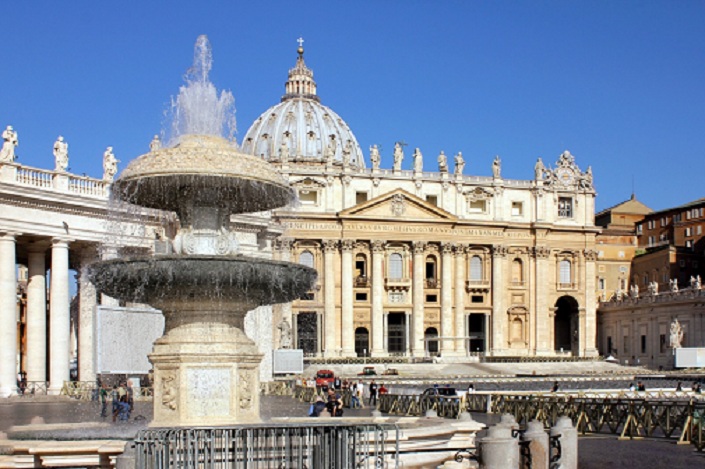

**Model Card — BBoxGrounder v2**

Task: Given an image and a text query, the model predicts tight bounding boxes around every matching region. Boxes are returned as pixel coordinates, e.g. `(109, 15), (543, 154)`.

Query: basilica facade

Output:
(244, 46), (600, 359)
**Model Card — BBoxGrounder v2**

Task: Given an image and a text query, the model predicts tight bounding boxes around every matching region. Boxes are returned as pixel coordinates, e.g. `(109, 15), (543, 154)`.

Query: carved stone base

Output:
(149, 311), (263, 427)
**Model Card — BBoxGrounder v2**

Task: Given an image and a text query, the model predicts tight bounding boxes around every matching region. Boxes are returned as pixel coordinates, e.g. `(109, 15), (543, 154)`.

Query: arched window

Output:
(559, 260), (571, 285)
(389, 253), (403, 279)
(299, 250), (314, 268)
(512, 258), (524, 284)
(469, 255), (483, 281)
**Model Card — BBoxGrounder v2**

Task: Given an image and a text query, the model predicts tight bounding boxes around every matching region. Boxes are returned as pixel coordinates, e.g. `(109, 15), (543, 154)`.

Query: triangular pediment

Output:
(340, 189), (457, 221)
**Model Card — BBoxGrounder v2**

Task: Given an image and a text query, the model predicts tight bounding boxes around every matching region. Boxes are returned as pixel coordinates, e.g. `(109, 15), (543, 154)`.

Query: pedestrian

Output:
(118, 395), (130, 421)
(467, 383), (475, 394)
(550, 381), (559, 392)
(126, 380), (135, 412)
(333, 377), (341, 390)
(369, 380), (378, 406)
(356, 381), (365, 408)
(308, 395), (327, 417)
(326, 389), (343, 416)
(99, 385), (108, 418)
(350, 382), (360, 408)
(111, 386), (120, 422)
(378, 384), (388, 395)
(676, 381), (683, 392)
(637, 381), (646, 392)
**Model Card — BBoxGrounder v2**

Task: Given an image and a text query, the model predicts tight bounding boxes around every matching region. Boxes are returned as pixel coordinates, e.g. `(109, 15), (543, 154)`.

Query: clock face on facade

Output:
(556, 167), (575, 186)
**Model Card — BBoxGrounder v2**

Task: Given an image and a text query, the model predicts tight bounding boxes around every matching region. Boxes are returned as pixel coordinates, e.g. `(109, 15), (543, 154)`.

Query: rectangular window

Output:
(697, 225), (702, 235)
(471, 295), (483, 303)
(641, 335), (646, 354)
(686, 211), (691, 220)
(623, 336), (629, 353)
(469, 200), (487, 213)
(636, 225), (642, 235)
(660, 217), (666, 227)
(598, 278), (605, 290)
(425, 294), (438, 303)
(686, 240), (693, 249)
(648, 236), (655, 247)
(558, 197), (573, 218)
(685, 227), (692, 237)
(355, 191), (368, 205)
(660, 334), (666, 353)
(675, 214), (682, 222)
(559, 260), (572, 284)
(300, 292), (315, 301)
(426, 195), (438, 206)
(511, 202), (523, 216)
(355, 292), (368, 301)
(298, 190), (318, 205)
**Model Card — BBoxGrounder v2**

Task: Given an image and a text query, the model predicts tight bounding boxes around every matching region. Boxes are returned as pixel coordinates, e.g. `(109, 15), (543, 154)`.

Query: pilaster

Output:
(26, 241), (48, 383)
(340, 239), (355, 356)
(371, 240), (385, 355)
(491, 244), (507, 355)
(322, 239), (338, 357)
(78, 246), (98, 382)
(411, 241), (425, 357)
(440, 242), (454, 355)
(454, 244), (467, 354)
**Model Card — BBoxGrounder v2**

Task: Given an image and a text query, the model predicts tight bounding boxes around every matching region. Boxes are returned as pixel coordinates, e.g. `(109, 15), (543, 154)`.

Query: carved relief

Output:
(371, 240), (386, 252)
(583, 249), (598, 261)
(492, 244), (508, 257)
(322, 239), (339, 252)
(413, 241), (426, 254)
(161, 370), (178, 411)
(465, 187), (493, 200)
(341, 239), (355, 251)
(442, 242), (454, 255)
(533, 246), (551, 259)
(391, 194), (406, 216)
(239, 369), (254, 410)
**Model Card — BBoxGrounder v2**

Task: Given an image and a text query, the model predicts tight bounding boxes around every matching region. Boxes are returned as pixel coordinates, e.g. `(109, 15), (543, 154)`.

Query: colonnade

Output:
(0, 233), (98, 397)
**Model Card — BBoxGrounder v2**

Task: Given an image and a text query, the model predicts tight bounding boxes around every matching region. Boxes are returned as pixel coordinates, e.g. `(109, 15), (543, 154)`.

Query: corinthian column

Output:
(340, 239), (355, 356)
(78, 246), (98, 382)
(411, 241), (425, 357)
(583, 249), (599, 356)
(0, 233), (19, 397)
(322, 239), (338, 357)
(371, 240), (385, 356)
(454, 244), (467, 354)
(26, 242), (48, 383)
(48, 238), (71, 395)
(440, 242), (454, 355)
(534, 246), (551, 354)
(491, 244), (507, 356)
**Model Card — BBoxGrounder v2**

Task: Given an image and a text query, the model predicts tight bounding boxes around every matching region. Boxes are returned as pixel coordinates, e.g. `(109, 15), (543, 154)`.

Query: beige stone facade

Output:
(243, 46), (601, 360)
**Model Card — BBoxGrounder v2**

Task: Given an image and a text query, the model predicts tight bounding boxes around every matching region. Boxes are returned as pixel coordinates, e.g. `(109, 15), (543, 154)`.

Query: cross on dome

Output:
(297, 37), (304, 48)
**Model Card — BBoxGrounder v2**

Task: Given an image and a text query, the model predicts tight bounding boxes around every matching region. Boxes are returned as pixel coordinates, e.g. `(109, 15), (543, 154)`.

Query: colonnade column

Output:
(322, 239), (338, 357)
(78, 247), (98, 382)
(583, 249), (598, 356)
(340, 239), (355, 356)
(440, 242), (454, 355)
(48, 238), (71, 395)
(26, 242), (48, 383)
(454, 244), (466, 354)
(411, 241), (425, 357)
(0, 233), (19, 397)
(491, 244), (507, 356)
(534, 246), (550, 354)
(370, 240), (385, 356)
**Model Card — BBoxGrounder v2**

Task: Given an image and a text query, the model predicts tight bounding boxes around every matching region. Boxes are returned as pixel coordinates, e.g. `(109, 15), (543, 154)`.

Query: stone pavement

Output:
(2, 394), (705, 467)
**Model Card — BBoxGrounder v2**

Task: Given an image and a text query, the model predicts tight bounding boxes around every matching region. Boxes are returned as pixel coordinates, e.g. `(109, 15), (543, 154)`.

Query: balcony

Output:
(557, 282), (577, 291)
(425, 278), (439, 289)
(385, 277), (411, 290)
(466, 279), (490, 293)
(354, 275), (370, 288)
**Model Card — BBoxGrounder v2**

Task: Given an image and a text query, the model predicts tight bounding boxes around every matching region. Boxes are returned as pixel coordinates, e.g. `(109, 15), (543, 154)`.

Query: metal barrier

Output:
(15, 381), (48, 396)
(134, 423), (400, 468)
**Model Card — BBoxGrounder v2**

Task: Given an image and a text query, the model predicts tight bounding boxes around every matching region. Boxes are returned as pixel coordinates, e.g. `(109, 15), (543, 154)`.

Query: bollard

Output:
(522, 420), (549, 469)
(479, 424), (520, 469)
(550, 416), (577, 469)
(499, 413), (518, 430)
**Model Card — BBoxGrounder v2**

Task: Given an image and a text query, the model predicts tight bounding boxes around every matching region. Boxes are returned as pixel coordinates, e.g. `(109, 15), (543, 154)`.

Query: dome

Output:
(241, 44), (365, 169)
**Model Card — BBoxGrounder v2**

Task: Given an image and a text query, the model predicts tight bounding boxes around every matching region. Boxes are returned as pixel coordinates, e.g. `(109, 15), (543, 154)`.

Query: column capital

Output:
(51, 237), (73, 248)
(492, 244), (508, 258)
(371, 239), (385, 252)
(412, 240), (426, 254)
(340, 239), (355, 251)
(274, 237), (294, 252)
(0, 231), (21, 241)
(533, 245), (551, 259)
(322, 239), (338, 252)
(441, 242), (454, 255)
(583, 249), (598, 261)
(453, 243), (467, 256)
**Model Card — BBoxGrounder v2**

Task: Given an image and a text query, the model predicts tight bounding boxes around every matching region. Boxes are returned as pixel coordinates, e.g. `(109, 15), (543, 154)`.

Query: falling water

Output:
(166, 35), (236, 145)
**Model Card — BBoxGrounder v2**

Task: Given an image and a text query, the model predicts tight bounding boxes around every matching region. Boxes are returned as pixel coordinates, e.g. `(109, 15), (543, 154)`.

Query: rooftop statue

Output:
(53, 136), (69, 172)
(369, 144), (380, 170)
(413, 148), (423, 172)
(149, 135), (161, 152)
(342, 140), (352, 166)
(393, 142), (404, 171)
(279, 141), (290, 163)
(669, 319), (684, 349)
(454, 152), (465, 175)
(534, 157), (545, 181)
(102, 146), (119, 182)
(437, 151), (448, 173)
(0, 125), (18, 163)
(492, 155), (501, 179)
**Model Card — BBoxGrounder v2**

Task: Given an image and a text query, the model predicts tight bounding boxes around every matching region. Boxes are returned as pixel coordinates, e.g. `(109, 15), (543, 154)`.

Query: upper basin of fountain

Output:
(111, 134), (295, 214)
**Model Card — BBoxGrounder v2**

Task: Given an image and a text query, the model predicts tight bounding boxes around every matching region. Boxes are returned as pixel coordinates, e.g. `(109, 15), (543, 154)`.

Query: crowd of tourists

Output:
(306, 378), (389, 417)
(97, 380), (134, 422)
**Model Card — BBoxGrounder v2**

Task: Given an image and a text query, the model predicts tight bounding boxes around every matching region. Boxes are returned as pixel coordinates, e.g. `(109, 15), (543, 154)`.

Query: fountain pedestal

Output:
(150, 305), (262, 427)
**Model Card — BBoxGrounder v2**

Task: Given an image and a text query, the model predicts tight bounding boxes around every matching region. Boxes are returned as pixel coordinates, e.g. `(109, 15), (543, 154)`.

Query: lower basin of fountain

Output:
(87, 255), (317, 308)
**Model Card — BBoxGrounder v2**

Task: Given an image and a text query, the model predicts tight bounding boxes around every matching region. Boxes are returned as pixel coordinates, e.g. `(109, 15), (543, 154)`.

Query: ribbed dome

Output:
(241, 43), (365, 169)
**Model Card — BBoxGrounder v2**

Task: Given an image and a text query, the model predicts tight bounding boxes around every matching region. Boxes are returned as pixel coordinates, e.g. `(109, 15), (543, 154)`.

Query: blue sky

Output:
(1, 1), (703, 212)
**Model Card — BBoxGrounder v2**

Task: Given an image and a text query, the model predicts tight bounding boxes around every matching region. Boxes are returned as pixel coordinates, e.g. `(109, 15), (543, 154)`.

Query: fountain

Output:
(88, 36), (317, 426)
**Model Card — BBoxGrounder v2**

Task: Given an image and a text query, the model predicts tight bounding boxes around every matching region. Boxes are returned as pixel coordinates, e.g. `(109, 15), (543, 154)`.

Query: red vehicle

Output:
(315, 370), (335, 388)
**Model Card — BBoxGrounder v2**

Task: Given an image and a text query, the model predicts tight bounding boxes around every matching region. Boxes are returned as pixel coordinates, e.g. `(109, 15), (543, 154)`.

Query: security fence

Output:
(134, 423), (399, 469)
